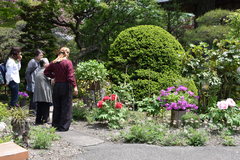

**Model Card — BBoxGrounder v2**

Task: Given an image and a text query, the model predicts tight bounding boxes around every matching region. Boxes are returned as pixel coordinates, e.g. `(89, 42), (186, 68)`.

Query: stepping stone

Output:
(57, 130), (104, 147)
(0, 142), (28, 160)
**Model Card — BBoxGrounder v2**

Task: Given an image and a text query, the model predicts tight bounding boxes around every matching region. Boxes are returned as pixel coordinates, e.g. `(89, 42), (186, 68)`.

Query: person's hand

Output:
(51, 79), (55, 85)
(73, 86), (78, 96)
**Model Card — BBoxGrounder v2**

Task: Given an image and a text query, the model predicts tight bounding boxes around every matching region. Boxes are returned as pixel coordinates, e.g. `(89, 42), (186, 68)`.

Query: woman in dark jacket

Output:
(44, 47), (78, 131)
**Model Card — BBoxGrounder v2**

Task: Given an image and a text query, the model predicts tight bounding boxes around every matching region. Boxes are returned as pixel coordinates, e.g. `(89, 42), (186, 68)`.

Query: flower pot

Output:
(170, 110), (186, 128)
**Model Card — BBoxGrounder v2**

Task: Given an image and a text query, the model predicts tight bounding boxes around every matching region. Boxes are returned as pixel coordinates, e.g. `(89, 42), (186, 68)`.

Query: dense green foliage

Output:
(20, 0), (164, 60)
(0, 102), (10, 121)
(76, 60), (108, 81)
(181, 112), (200, 128)
(121, 121), (209, 146)
(30, 126), (59, 149)
(196, 9), (232, 26)
(183, 25), (230, 46)
(227, 9), (240, 40)
(108, 25), (185, 100)
(18, 1), (58, 65)
(183, 9), (233, 47)
(183, 40), (240, 112)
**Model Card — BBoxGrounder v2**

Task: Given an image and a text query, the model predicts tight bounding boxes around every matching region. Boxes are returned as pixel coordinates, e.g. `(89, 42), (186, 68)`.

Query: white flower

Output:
(226, 98), (236, 107)
(217, 100), (228, 110)
(0, 122), (7, 132)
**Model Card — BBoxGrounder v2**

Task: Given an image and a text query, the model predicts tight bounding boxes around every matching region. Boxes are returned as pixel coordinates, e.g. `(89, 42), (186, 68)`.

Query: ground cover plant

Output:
(29, 126), (60, 149)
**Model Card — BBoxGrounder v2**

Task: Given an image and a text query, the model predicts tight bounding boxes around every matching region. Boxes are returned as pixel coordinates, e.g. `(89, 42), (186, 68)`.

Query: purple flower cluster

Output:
(157, 86), (199, 111)
(18, 91), (29, 97)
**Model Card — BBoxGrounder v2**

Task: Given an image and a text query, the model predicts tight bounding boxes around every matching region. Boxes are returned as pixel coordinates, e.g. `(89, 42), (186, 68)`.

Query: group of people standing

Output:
(5, 47), (78, 132)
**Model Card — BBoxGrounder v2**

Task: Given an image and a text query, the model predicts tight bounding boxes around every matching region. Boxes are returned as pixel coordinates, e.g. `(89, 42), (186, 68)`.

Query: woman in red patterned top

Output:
(44, 47), (78, 131)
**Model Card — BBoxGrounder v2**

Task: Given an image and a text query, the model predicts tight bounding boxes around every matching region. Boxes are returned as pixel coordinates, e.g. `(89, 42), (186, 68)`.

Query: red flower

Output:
(110, 94), (118, 101)
(102, 96), (111, 101)
(97, 100), (104, 108)
(115, 102), (123, 109)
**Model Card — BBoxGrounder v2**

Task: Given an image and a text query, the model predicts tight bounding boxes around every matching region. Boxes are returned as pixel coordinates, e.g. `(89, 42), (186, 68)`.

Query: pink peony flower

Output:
(226, 98), (236, 107)
(217, 100), (228, 110)
(97, 101), (104, 108)
(102, 96), (111, 101)
(110, 94), (118, 101)
(115, 102), (123, 109)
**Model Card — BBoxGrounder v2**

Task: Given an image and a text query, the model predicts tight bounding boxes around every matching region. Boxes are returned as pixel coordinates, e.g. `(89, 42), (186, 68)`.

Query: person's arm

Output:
(5, 59), (13, 84)
(25, 61), (36, 85)
(66, 60), (78, 95)
(44, 62), (55, 79)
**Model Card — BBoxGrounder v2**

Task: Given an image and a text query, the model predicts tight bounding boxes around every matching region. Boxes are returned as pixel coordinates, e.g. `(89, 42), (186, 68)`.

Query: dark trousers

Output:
(52, 82), (72, 131)
(35, 102), (50, 125)
(28, 91), (37, 113)
(8, 81), (19, 107)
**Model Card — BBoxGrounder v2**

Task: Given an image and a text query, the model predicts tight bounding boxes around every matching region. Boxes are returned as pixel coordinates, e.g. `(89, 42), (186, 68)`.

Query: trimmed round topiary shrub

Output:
(108, 25), (186, 100)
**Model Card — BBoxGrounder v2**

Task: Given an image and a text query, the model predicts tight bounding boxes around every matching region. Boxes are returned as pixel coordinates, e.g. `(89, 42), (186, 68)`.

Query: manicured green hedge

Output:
(108, 25), (187, 100)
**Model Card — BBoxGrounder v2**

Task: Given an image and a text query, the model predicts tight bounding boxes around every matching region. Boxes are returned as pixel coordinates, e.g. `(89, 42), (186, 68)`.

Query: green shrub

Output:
(72, 101), (88, 121)
(122, 121), (167, 144)
(0, 135), (12, 144)
(222, 136), (236, 146)
(197, 9), (232, 26)
(181, 112), (201, 128)
(137, 95), (165, 117)
(186, 128), (208, 146)
(108, 25), (185, 100)
(96, 95), (129, 129)
(76, 60), (108, 82)
(30, 126), (60, 149)
(160, 133), (187, 146)
(183, 25), (230, 46)
(0, 102), (10, 121)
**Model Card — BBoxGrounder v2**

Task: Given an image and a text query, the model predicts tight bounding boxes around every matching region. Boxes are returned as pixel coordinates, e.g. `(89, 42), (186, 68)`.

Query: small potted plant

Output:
(18, 92), (29, 107)
(157, 86), (199, 127)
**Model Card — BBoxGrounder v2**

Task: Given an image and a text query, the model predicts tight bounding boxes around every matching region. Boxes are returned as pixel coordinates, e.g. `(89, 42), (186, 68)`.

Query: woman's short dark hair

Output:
(9, 47), (21, 56)
(35, 49), (44, 57)
(39, 59), (45, 67)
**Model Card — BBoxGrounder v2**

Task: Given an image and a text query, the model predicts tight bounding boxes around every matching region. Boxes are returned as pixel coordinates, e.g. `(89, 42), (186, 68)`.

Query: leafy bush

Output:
(201, 98), (240, 130)
(181, 112), (201, 128)
(108, 25), (185, 100)
(30, 126), (60, 149)
(197, 9), (232, 26)
(122, 121), (167, 144)
(160, 132), (187, 146)
(76, 60), (108, 82)
(96, 94), (128, 129)
(221, 136), (236, 146)
(0, 135), (12, 144)
(72, 101), (88, 121)
(183, 25), (230, 46)
(0, 102), (10, 121)
(137, 95), (164, 117)
(186, 127), (208, 146)
(110, 82), (135, 109)
(227, 10), (240, 39)
(182, 9), (233, 47)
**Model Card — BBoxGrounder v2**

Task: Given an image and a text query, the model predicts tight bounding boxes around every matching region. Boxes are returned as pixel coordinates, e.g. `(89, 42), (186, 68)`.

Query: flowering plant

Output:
(18, 92), (29, 101)
(202, 98), (240, 129)
(157, 86), (199, 111)
(96, 94), (128, 129)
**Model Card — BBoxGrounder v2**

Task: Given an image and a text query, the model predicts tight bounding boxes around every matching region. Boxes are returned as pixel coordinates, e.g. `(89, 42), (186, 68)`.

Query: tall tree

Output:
(18, 2), (58, 60)
(24, 0), (165, 61)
